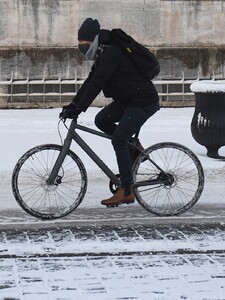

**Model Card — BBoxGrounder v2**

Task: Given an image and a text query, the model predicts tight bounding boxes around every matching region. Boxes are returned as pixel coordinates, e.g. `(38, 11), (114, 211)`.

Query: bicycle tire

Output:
(132, 142), (204, 216)
(12, 144), (87, 219)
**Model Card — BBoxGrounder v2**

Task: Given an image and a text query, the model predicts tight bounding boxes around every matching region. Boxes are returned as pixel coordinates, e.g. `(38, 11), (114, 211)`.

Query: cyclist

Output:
(60, 18), (160, 207)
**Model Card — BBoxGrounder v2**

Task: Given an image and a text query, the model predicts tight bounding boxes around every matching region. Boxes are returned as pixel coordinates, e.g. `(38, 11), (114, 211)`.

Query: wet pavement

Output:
(1, 202), (225, 227)
(0, 206), (224, 299)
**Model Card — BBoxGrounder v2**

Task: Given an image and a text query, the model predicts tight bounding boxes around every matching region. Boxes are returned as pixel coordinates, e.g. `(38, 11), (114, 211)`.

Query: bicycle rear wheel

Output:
(133, 142), (204, 216)
(12, 144), (87, 219)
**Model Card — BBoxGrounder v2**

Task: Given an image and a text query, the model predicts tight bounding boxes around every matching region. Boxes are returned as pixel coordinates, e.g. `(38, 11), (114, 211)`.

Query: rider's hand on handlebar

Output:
(59, 103), (82, 121)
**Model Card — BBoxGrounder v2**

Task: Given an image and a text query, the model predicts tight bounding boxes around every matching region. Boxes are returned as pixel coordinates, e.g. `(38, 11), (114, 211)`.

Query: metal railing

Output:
(0, 76), (85, 103)
(0, 72), (222, 107)
(154, 76), (195, 102)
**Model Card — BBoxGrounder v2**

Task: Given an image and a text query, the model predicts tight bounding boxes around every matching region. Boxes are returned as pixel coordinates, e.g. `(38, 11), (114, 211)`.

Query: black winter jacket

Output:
(73, 30), (159, 112)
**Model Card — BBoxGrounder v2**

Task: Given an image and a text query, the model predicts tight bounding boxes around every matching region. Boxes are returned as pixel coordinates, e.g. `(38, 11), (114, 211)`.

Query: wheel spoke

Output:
(12, 144), (87, 219)
(133, 142), (204, 216)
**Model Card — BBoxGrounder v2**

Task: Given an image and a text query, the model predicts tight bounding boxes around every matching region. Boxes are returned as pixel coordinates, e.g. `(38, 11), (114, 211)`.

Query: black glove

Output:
(59, 103), (82, 120)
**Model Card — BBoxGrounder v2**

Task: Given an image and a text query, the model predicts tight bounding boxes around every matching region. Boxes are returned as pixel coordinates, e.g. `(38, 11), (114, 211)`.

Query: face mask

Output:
(78, 43), (90, 55)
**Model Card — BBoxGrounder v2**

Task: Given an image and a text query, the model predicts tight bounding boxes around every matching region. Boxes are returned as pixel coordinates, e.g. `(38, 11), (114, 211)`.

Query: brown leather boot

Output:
(101, 187), (135, 207)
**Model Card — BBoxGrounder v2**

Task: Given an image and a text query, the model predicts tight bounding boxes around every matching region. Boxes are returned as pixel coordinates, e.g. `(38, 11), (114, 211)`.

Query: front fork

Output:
(46, 122), (75, 185)
(46, 138), (72, 185)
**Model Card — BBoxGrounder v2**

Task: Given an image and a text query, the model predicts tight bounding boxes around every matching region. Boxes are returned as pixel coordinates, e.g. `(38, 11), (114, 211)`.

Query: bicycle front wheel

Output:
(12, 144), (87, 219)
(133, 142), (204, 216)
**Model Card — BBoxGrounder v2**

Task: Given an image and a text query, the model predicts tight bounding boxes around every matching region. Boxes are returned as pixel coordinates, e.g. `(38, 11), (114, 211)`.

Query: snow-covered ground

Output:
(1, 107), (225, 299)
(1, 106), (225, 210)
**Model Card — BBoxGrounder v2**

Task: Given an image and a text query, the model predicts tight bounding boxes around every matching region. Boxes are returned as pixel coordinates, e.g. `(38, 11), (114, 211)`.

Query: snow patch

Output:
(197, 112), (211, 127)
(190, 80), (225, 93)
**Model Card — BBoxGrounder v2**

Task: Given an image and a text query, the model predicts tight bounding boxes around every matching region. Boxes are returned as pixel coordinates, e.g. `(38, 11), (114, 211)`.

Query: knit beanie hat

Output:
(78, 18), (100, 41)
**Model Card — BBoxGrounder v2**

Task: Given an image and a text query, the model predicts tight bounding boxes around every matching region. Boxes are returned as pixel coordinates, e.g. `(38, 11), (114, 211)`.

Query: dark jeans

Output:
(95, 101), (160, 189)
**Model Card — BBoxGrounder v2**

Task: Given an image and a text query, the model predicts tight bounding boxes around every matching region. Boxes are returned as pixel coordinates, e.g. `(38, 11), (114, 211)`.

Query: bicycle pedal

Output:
(106, 204), (119, 208)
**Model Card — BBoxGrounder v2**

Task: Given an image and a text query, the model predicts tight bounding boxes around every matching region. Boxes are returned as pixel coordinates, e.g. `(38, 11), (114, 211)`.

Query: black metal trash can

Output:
(190, 80), (225, 159)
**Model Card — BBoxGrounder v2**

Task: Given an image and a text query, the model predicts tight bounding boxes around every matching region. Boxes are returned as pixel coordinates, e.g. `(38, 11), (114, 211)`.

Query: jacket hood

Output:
(98, 29), (112, 45)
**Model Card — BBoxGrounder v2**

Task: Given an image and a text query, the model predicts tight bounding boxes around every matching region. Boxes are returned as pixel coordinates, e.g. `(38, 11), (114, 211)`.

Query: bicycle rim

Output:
(133, 142), (204, 216)
(12, 144), (87, 219)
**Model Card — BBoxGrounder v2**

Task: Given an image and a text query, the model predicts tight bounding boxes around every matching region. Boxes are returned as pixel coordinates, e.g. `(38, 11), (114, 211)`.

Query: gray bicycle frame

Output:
(47, 119), (166, 187)
(47, 119), (120, 186)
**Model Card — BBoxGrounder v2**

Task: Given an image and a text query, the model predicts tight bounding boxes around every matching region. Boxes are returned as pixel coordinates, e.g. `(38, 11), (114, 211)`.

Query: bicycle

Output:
(12, 118), (204, 220)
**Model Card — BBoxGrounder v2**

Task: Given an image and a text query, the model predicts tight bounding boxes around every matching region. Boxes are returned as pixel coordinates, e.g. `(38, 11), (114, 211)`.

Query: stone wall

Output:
(0, 0), (224, 80)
